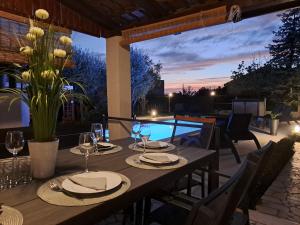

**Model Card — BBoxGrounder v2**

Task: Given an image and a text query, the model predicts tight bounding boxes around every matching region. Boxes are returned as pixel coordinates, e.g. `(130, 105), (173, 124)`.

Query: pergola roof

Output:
(1, 0), (300, 39)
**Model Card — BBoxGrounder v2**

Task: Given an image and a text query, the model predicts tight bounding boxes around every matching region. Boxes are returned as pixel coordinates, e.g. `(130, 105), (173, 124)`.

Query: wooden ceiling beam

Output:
(120, 0), (224, 31)
(240, 0), (300, 19)
(96, 0), (134, 27)
(60, 0), (120, 33)
(131, 0), (167, 18)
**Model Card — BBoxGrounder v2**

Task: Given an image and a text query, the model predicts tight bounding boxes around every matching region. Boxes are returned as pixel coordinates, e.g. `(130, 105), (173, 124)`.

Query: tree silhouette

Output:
(130, 48), (161, 109)
(64, 47), (161, 120)
(268, 8), (300, 69)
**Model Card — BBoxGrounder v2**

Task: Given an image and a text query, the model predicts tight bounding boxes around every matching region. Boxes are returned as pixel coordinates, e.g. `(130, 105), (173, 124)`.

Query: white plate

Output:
(62, 171), (122, 194)
(137, 141), (169, 149)
(139, 153), (179, 165)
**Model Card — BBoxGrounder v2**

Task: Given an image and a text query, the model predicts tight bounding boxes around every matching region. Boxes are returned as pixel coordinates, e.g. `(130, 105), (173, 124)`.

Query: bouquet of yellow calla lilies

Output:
(1, 9), (88, 142)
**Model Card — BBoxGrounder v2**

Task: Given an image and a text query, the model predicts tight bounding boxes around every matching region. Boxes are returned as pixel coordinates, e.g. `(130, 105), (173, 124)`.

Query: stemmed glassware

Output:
(140, 124), (151, 154)
(131, 122), (141, 150)
(79, 132), (97, 173)
(91, 123), (103, 151)
(5, 131), (24, 186)
(91, 123), (103, 142)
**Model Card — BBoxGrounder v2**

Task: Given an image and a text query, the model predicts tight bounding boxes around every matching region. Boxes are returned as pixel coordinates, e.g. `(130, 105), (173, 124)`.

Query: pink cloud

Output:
(165, 77), (232, 93)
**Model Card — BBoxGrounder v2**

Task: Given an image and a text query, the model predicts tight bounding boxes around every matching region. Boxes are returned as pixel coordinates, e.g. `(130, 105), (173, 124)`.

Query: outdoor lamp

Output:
(291, 125), (300, 142)
(294, 125), (300, 133)
(168, 93), (173, 113)
(210, 91), (216, 96)
(151, 110), (157, 117)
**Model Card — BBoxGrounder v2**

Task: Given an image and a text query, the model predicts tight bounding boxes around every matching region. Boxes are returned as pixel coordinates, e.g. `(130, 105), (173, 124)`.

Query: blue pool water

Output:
(133, 119), (201, 141)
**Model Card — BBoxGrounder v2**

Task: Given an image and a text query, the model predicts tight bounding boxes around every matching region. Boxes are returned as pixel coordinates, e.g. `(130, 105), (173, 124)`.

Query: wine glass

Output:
(91, 123), (103, 142)
(5, 131), (24, 185)
(131, 122), (141, 150)
(79, 132), (97, 173)
(140, 124), (151, 154)
(91, 123), (103, 152)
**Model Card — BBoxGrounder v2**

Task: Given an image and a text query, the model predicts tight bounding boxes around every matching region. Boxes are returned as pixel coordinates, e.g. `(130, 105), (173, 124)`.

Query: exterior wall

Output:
(0, 93), (30, 128)
(106, 36), (132, 140)
(0, 16), (72, 64)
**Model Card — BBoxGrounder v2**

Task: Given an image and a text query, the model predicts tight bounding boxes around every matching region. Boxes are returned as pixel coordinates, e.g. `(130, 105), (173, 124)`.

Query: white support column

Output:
(106, 36), (132, 140)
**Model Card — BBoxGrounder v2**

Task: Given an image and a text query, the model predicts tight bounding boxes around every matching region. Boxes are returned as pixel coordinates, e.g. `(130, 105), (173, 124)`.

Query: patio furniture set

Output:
(0, 115), (295, 225)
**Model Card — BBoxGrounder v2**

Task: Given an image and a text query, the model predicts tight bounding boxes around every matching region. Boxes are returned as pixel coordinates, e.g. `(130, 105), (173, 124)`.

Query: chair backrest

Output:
(185, 160), (257, 225)
(240, 138), (295, 209)
(170, 115), (216, 149)
(226, 113), (252, 134)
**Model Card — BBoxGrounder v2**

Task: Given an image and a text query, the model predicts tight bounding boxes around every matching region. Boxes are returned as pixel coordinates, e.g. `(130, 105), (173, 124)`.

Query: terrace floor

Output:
(220, 122), (300, 225)
(98, 120), (300, 225)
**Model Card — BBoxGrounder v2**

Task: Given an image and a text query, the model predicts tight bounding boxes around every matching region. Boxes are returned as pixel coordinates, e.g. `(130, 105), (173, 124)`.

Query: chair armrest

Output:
(159, 194), (194, 211)
(195, 168), (231, 179)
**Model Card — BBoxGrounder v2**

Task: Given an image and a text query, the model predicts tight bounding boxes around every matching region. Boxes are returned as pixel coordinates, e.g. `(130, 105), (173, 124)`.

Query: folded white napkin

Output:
(69, 176), (107, 190)
(143, 155), (172, 163)
(141, 141), (168, 149)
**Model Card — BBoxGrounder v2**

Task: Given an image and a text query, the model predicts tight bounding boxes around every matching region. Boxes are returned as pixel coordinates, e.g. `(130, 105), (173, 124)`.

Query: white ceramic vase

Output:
(270, 119), (279, 136)
(28, 139), (59, 179)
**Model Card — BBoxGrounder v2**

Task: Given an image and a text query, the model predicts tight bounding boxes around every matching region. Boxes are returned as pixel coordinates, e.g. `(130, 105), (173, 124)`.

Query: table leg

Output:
(208, 154), (219, 193)
(143, 197), (151, 225)
(135, 200), (144, 225)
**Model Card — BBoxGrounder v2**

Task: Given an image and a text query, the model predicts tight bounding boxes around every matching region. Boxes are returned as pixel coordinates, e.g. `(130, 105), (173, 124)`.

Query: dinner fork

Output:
(49, 181), (63, 192)
(49, 181), (82, 199)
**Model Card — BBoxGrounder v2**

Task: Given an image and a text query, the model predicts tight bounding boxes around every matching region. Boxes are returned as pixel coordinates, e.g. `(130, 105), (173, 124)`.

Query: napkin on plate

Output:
(97, 142), (116, 149)
(69, 176), (107, 190)
(143, 141), (168, 149)
(142, 155), (172, 163)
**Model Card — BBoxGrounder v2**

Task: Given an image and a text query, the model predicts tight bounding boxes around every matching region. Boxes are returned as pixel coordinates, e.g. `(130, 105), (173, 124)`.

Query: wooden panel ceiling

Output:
(60, 0), (300, 37)
(1, 0), (300, 38)
(0, 0), (103, 37)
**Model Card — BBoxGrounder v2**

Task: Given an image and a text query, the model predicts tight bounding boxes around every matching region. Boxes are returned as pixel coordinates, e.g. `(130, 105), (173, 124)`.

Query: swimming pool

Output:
(133, 119), (201, 141)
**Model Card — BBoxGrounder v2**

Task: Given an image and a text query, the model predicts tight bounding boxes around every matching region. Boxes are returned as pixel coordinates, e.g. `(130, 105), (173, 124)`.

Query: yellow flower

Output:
(20, 46), (33, 55)
(29, 26), (44, 37)
(21, 70), (31, 82)
(41, 70), (56, 79)
(26, 33), (36, 41)
(53, 49), (66, 58)
(59, 36), (72, 45)
(35, 9), (49, 20)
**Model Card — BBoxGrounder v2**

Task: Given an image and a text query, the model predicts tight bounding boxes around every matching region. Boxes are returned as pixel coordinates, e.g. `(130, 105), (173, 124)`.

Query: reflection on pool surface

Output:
(133, 119), (201, 141)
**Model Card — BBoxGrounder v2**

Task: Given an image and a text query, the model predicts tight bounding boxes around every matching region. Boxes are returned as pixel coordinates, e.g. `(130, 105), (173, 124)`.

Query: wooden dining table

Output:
(0, 138), (219, 225)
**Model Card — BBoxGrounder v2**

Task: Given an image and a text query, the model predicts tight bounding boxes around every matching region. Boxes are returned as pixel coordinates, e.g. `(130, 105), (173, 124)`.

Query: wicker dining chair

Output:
(170, 115), (216, 197)
(225, 113), (261, 164)
(239, 138), (294, 211)
(146, 159), (257, 225)
(147, 138), (294, 225)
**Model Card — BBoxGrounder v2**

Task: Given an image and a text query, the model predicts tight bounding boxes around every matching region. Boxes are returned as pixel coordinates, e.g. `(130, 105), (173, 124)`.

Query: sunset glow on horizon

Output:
(72, 10), (283, 93)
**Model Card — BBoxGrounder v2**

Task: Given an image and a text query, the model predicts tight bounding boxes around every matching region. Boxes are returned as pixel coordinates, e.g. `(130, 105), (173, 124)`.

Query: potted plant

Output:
(269, 112), (281, 135)
(0, 9), (88, 179)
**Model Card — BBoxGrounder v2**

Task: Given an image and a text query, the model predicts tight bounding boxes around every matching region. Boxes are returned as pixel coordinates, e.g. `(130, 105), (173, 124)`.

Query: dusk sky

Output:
(72, 10), (283, 93)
